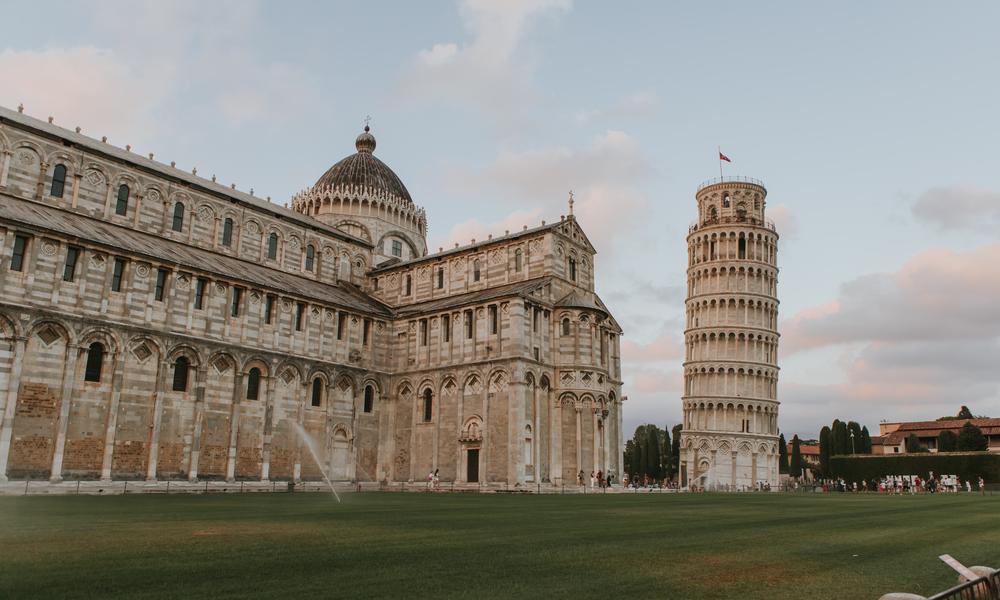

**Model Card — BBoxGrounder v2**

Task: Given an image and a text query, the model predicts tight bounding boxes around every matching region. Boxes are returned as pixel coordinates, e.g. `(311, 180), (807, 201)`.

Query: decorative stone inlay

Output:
(212, 356), (231, 374)
(36, 326), (60, 346)
(145, 189), (161, 203)
(40, 241), (57, 256)
(131, 342), (153, 363)
(16, 150), (35, 165)
(281, 300), (293, 312)
(84, 169), (105, 187)
(281, 369), (296, 385)
(89, 253), (106, 268)
(214, 283), (227, 295)
(249, 291), (261, 304)
(197, 205), (213, 222)
(288, 236), (300, 250)
(488, 250), (503, 265)
(245, 221), (260, 235)
(134, 263), (150, 279)
(175, 275), (190, 290)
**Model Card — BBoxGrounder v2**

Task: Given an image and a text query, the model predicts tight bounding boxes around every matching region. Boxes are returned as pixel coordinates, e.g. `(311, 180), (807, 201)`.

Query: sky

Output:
(2, 0), (999, 440)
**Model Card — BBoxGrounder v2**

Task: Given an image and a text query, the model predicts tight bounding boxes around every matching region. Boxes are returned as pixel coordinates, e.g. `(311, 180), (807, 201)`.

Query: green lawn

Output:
(0, 491), (997, 599)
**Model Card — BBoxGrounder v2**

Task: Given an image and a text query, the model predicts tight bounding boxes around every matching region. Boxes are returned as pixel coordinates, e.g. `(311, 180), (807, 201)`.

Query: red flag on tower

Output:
(719, 151), (732, 163)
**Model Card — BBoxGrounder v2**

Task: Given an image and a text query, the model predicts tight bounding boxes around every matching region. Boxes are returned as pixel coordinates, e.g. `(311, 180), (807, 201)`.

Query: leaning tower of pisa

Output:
(680, 177), (780, 491)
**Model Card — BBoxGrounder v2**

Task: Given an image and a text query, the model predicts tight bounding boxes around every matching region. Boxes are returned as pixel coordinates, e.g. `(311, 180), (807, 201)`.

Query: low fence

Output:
(926, 570), (1000, 600)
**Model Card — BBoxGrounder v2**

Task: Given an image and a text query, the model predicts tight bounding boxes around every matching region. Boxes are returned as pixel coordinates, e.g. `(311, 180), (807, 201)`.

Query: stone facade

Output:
(0, 105), (623, 486)
(680, 177), (780, 490)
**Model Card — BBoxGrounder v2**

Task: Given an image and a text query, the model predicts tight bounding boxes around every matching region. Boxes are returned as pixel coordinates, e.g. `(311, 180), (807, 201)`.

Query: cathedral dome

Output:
(313, 125), (412, 204)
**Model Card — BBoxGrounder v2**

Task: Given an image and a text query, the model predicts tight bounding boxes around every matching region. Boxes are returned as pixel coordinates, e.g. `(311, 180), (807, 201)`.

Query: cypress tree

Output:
(661, 426), (673, 478)
(905, 433), (924, 453)
(833, 420), (849, 456)
(819, 426), (831, 475)
(671, 424), (682, 475)
(790, 435), (803, 478)
(624, 440), (636, 476)
(644, 426), (662, 479)
(636, 427), (649, 477)
(848, 421), (863, 454)
(778, 433), (789, 473)
(860, 426), (873, 454)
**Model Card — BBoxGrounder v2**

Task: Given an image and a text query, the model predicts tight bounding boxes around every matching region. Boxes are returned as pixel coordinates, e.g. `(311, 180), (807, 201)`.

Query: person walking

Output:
(979, 477), (986, 495)
(433, 468), (440, 490)
(590, 471), (596, 489)
(427, 471), (434, 490)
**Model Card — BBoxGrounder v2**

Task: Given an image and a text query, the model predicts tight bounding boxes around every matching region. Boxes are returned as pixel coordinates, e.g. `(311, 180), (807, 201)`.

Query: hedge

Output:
(829, 452), (1000, 483)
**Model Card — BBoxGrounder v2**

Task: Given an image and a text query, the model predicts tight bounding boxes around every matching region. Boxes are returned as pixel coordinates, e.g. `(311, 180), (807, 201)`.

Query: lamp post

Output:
(850, 430), (856, 454)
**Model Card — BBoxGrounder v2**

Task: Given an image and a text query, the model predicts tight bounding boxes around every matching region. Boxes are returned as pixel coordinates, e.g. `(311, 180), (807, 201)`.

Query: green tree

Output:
(905, 433), (926, 453)
(819, 426), (831, 475)
(847, 421), (863, 454)
(671, 424), (682, 475)
(643, 426), (662, 479)
(661, 426), (673, 478)
(624, 439), (636, 477)
(860, 426), (873, 454)
(957, 406), (974, 419)
(778, 433), (789, 473)
(790, 435), (803, 478)
(832, 420), (849, 456)
(957, 423), (988, 451)
(937, 430), (958, 452)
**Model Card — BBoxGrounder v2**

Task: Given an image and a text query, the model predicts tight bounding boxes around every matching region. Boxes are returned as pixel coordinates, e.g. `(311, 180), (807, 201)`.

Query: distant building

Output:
(875, 419), (1000, 454)
(787, 441), (820, 468)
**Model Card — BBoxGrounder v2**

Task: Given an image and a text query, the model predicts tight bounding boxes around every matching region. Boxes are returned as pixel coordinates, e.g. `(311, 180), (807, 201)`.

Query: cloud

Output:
(434, 208), (545, 251)
(777, 242), (1000, 437)
(767, 203), (798, 241)
(782, 243), (1000, 355)
(398, 0), (572, 122)
(621, 332), (683, 363)
(573, 91), (659, 125)
(912, 185), (1000, 235)
(0, 47), (163, 144)
(441, 130), (651, 258)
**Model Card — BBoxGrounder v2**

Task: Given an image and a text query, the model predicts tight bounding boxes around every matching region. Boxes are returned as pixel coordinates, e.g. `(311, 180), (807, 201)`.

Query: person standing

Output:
(979, 477), (986, 495)
(427, 471), (434, 490)
(433, 468), (440, 490)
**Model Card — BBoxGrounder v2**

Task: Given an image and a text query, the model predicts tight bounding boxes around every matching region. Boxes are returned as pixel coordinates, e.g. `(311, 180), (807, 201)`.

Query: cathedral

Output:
(0, 105), (623, 487)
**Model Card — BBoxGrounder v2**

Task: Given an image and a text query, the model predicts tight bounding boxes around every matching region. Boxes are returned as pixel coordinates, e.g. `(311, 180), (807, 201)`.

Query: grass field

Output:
(1, 491), (998, 599)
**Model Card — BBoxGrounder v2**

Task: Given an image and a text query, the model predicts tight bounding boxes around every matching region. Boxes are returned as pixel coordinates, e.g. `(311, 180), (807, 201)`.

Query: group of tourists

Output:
(578, 470), (615, 488)
(816, 474), (986, 494)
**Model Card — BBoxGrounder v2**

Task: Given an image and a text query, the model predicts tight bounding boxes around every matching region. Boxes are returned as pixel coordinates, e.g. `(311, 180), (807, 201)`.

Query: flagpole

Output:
(718, 146), (723, 180)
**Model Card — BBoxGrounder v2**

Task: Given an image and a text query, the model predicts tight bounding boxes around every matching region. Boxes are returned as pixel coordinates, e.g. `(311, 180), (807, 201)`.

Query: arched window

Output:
(221, 218), (234, 247)
(311, 378), (323, 407)
(561, 318), (571, 336)
(709, 206), (718, 221)
(363, 385), (374, 413)
(738, 235), (747, 259)
(116, 184), (129, 216)
(423, 389), (433, 422)
(246, 367), (261, 400)
(524, 424), (533, 465)
(568, 258), (577, 281)
(171, 202), (184, 231)
(304, 244), (315, 271)
(51, 164), (67, 198)
(172, 356), (190, 392)
(722, 192), (731, 208)
(515, 248), (523, 272)
(267, 233), (278, 259)
(84, 342), (104, 382)
(473, 259), (481, 282)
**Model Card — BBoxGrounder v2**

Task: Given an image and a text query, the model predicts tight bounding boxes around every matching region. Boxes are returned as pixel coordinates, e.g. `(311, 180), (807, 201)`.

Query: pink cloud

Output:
(621, 333), (682, 363)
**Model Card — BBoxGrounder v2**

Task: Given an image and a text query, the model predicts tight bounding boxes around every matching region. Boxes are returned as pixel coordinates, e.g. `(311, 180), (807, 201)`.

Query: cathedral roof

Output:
(0, 195), (392, 317)
(312, 126), (413, 204)
(555, 289), (609, 316)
